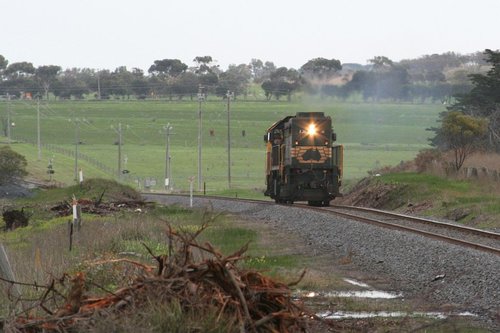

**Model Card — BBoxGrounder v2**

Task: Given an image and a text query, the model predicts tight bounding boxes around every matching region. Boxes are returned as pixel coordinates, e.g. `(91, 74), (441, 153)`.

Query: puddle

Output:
(343, 278), (371, 288)
(318, 311), (477, 320)
(299, 278), (478, 321)
(325, 290), (402, 299)
(300, 289), (402, 299)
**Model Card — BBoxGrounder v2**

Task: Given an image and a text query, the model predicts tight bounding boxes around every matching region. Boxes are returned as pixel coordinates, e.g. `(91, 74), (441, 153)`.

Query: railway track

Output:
(308, 204), (500, 256)
(144, 193), (500, 256)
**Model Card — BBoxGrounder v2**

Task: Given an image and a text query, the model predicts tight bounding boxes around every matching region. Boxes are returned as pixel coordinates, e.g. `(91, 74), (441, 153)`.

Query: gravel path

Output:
(144, 194), (500, 328)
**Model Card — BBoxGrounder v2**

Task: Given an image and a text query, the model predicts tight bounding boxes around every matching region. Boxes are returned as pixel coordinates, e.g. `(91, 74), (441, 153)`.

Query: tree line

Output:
(0, 51), (490, 102)
(429, 49), (500, 167)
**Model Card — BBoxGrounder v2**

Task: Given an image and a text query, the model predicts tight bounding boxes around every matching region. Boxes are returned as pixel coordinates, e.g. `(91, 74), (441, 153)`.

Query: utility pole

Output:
(164, 123), (173, 191)
(197, 85), (204, 191)
(226, 90), (234, 189)
(6, 94), (11, 145)
(97, 70), (101, 100)
(117, 123), (122, 179)
(37, 96), (41, 161)
(74, 119), (80, 182)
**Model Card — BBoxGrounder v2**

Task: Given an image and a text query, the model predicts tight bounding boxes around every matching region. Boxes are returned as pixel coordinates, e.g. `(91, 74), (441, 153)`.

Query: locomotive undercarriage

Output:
(265, 167), (338, 206)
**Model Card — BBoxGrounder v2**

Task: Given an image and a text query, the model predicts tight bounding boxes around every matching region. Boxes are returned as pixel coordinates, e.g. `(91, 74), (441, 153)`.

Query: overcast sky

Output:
(1, 0), (499, 71)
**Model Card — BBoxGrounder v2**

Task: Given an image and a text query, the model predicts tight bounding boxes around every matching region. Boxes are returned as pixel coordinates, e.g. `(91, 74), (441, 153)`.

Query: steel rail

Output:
(143, 193), (500, 256)
(297, 204), (500, 256)
(331, 204), (500, 241)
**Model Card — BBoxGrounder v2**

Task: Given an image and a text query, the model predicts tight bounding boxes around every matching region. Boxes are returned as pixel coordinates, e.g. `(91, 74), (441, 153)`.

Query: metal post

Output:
(48, 157), (54, 182)
(97, 70), (101, 100)
(197, 85), (204, 192)
(164, 124), (173, 191)
(74, 119), (79, 182)
(226, 90), (233, 189)
(117, 123), (122, 179)
(6, 94), (11, 145)
(37, 96), (41, 161)
(189, 177), (194, 207)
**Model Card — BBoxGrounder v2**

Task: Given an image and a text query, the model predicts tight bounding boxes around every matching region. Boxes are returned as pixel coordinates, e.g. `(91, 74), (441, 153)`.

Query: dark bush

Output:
(3, 208), (30, 230)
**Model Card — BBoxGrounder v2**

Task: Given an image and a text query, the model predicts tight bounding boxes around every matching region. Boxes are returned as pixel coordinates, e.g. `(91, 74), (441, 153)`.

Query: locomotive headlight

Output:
(307, 123), (317, 136)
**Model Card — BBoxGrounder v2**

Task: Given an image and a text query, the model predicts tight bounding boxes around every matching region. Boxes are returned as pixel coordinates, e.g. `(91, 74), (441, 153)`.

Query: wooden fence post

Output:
(69, 196), (82, 251)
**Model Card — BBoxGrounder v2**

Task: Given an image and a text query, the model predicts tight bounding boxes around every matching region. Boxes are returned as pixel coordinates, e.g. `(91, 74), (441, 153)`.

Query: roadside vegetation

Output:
(0, 179), (493, 332)
(0, 180), (315, 331)
(340, 151), (500, 231)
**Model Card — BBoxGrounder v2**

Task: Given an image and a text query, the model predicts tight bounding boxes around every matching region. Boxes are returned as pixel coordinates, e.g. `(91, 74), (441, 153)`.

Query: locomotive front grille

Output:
(291, 146), (331, 164)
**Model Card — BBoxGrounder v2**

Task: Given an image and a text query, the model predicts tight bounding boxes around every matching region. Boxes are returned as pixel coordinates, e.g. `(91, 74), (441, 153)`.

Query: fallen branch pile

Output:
(50, 199), (146, 217)
(3, 222), (328, 332)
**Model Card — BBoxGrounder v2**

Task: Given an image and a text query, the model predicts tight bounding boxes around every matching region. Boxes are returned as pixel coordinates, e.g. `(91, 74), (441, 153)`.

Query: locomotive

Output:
(264, 112), (343, 206)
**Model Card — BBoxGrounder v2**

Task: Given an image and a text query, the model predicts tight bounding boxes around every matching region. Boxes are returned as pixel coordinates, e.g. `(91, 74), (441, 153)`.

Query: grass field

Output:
(2, 99), (444, 191)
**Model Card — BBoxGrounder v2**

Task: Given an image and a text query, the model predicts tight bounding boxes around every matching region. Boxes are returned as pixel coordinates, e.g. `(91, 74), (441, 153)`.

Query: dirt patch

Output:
(336, 177), (407, 209)
(50, 199), (148, 217)
(403, 201), (434, 214)
(445, 207), (472, 221)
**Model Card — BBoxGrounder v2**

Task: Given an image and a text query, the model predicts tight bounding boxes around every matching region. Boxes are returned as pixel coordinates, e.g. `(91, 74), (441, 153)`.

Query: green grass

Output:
(202, 226), (257, 254)
(2, 99), (443, 191)
(379, 172), (471, 197)
(369, 172), (500, 227)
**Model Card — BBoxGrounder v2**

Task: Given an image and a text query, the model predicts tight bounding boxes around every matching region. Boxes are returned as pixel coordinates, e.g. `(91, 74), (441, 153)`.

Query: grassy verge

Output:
(346, 172), (500, 229)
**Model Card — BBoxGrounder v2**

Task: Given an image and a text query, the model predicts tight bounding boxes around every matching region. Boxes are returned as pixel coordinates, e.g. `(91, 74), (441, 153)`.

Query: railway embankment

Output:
(336, 172), (500, 232)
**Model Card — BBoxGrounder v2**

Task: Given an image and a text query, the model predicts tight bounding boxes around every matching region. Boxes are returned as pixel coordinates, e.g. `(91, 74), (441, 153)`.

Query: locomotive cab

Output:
(264, 112), (343, 206)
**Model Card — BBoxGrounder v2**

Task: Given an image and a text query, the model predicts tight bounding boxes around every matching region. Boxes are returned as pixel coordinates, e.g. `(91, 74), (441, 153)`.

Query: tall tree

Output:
(148, 59), (188, 99)
(35, 65), (61, 99)
(53, 68), (89, 99)
(0, 54), (8, 76)
(172, 72), (199, 100)
(130, 68), (149, 99)
(300, 57), (342, 80)
(148, 59), (187, 78)
(300, 57), (342, 97)
(447, 49), (500, 150)
(430, 111), (488, 171)
(249, 58), (264, 82)
(5, 61), (35, 79)
(193, 56), (214, 74)
(193, 56), (218, 90)
(369, 56), (393, 70)
(261, 67), (302, 101)
(216, 64), (251, 98)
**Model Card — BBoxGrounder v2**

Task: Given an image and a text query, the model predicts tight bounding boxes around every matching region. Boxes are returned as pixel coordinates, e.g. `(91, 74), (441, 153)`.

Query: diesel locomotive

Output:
(264, 112), (343, 206)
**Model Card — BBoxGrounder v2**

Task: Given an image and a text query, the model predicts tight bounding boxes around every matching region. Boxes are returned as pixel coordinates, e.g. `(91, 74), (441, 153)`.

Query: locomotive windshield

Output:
(292, 119), (331, 146)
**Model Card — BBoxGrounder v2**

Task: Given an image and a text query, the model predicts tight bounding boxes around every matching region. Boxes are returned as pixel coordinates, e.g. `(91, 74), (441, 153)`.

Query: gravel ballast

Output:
(144, 195), (500, 327)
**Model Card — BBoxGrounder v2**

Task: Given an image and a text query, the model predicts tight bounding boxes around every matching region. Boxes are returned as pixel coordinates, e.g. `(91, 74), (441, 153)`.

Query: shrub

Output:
(415, 149), (443, 173)
(0, 146), (28, 185)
